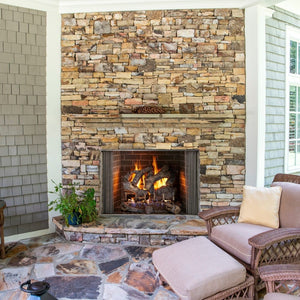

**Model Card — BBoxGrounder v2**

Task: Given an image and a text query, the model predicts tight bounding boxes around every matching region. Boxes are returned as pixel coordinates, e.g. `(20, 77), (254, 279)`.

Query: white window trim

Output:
(285, 26), (300, 173)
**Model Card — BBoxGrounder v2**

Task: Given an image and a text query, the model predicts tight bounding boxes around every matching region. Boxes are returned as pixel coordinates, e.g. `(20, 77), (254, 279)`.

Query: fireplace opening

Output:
(101, 150), (200, 215)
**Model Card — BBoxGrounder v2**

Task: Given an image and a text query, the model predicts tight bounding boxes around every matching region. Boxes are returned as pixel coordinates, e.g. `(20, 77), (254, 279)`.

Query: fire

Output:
(129, 157), (168, 190)
(132, 161), (146, 190)
(152, 157), (168, 190)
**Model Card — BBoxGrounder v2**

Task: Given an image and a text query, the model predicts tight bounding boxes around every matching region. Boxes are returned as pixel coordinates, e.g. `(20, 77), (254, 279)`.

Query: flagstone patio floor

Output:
(0, 215), (266, 299)
(0, 232), (181, 300)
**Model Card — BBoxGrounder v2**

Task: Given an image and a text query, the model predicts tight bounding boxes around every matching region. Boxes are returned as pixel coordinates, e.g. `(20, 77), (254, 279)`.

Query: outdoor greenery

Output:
(49, 181), (97, 226)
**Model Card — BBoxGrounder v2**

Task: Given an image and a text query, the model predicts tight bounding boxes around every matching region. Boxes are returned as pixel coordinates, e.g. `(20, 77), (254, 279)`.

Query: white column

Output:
(245, 6), (273, 187)
(46, 6), (62, 232)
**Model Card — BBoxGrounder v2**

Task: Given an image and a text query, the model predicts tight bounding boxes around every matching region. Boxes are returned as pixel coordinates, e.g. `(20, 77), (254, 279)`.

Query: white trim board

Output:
(245, 5), (271, 187)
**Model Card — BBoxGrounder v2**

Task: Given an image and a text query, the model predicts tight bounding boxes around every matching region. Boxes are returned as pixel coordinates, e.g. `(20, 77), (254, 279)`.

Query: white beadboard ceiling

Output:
(0, 0), (299, 14)
(20, 0), (298, 14)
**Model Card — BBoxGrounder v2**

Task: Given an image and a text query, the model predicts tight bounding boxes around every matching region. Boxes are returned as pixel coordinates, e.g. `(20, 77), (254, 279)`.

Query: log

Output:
(131, 166), (152, 186)
(155, 186), (175, 201)
(165, 202), (181, 214)
(145, 165), (171, 191)
(121, 202), (144, 213)
(123, 181), (148, 198)
(123, 172), (149, 198)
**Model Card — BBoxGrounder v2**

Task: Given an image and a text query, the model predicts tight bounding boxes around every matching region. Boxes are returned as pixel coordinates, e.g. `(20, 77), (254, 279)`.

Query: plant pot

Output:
(67, 211), (82, 226)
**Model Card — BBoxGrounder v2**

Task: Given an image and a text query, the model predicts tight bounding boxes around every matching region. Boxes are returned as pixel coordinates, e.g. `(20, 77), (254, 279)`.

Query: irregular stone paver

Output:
(34, 263), (55, 278)
(4, 243), (28, 258)
(0, 266), (32, 291)
(46, 276), (101, 299)
(81, 244), (128, 262)
(37, 257), (53, 263)
(0, 290), (28, 300)
(107, 271), (123, 283)
(154, 288), (180, 299)
(125, 246), (156, 261)
(125, 262), (159, 294)
(8, 252), (37, 267)
(99, 257), (129, 274)
(30, 243), (83, 257)
(21, 233), (64, 246)
(56, 259), (98, 275)
(103, 284), (149, 300)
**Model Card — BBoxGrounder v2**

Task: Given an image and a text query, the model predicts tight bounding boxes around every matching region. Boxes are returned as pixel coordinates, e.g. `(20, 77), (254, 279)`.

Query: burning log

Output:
(131, 166), (152, 186)
(155, 186), (175, 201)
(123, 173), (148, 198)
(121, 158), (179, 215)
(145, 165), (170, 191)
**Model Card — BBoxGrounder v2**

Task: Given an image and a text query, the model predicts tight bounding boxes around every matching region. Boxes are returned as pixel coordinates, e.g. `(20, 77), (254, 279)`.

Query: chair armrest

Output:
(259, 264), (300, 282)
(248, 228), (300, 249)
(198, 206), (240, 221)
(198, 206), (240, 236)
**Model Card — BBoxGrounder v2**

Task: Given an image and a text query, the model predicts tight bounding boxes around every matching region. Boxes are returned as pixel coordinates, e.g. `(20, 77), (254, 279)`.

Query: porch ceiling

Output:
(45, 0), (297, 13)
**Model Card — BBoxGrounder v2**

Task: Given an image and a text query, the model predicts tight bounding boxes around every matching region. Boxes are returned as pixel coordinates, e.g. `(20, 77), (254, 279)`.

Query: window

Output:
(286, 28), (300, 172)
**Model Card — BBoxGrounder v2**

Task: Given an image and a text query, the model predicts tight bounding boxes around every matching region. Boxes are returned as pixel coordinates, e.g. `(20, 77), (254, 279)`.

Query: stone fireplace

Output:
(101, 150), (199, 214)
(61, 8), (246, 214)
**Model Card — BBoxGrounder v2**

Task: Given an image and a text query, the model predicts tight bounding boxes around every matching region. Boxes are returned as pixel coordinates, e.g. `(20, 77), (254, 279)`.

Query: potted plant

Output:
(49, 181), (97, 226)
(79, 188), (97, 223)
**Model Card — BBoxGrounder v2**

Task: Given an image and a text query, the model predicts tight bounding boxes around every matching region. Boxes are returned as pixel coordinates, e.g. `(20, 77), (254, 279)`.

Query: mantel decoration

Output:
(132, 106), (166, 114)
(49, 181), (97, 226)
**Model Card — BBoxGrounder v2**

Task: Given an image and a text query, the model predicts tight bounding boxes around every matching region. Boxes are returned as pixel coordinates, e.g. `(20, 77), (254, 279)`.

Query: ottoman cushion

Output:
(152, 236), (246, 300)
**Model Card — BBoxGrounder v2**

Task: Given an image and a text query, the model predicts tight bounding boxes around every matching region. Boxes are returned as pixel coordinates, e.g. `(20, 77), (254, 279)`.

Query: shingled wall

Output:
(61, 9), (246, 211)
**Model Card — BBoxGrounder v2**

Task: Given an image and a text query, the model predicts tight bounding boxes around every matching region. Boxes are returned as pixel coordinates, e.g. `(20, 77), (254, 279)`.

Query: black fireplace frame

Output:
(101, 149), (200, 215)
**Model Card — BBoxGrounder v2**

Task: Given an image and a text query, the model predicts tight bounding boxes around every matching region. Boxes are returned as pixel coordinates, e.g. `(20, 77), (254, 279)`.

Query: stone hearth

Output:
(53, 215), (207, 246)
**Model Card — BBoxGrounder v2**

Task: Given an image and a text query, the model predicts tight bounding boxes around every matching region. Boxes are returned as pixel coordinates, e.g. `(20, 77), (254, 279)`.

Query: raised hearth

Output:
(53, 215), (207, 246)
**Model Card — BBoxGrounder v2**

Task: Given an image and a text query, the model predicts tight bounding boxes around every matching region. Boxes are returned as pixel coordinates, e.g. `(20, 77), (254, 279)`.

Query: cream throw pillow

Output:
(238, 185), (282, 228)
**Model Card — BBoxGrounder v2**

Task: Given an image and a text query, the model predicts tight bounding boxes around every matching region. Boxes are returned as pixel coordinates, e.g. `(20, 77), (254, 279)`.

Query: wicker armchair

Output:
(259, 264), (300, 299)
(198, 173), (300, 298)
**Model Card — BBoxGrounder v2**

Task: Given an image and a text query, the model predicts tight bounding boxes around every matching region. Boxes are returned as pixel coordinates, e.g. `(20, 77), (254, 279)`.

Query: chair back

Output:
(272, 174), (300, 228)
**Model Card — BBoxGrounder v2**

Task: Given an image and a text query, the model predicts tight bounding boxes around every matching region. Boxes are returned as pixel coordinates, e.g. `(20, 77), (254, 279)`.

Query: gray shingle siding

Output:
(265, 7), (300, 186)
(0, 4), (48, 236)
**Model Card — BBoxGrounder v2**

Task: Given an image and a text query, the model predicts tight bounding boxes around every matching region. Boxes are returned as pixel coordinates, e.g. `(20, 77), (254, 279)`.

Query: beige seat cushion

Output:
(211, 223), (272, 264)
(152, 236), (246, 300)
(264, 293), (299, 299)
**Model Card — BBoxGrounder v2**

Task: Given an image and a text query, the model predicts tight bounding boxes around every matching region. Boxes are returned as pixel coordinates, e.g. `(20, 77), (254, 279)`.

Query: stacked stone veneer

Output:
(61, 9), (246, 211)
(0, 4), (47, 235)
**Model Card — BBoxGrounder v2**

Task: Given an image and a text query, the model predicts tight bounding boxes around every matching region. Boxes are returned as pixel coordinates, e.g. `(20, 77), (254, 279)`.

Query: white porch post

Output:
(245, 5), (273, 187)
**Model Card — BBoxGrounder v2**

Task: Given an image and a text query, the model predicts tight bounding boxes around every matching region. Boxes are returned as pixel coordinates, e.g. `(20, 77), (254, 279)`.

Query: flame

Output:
(129, 157), (168, 191)
(132, 161), (146, 190)
(152, 157), (168, 190)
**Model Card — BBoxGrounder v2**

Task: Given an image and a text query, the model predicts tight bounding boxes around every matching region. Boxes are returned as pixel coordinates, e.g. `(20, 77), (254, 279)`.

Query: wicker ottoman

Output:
(152, 237), (254, 300)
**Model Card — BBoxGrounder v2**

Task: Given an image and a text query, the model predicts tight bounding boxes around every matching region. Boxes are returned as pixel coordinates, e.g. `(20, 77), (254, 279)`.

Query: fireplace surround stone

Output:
(61, 8), (246, 213)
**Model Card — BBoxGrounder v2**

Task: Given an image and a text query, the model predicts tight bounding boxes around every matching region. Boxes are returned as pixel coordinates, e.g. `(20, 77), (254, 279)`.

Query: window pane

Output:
(298, 43), (300, 74)
(289, 113), (296, 139)
(290, 86), (297, 112)
(289, 141), (296, 167)
(298, 115), (300, 139)
(298, 87), (300, 112)
(290, 40), (297, 74)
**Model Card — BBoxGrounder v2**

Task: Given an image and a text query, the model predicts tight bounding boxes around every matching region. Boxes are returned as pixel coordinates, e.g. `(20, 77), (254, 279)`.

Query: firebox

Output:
(101, 150), (200, 215)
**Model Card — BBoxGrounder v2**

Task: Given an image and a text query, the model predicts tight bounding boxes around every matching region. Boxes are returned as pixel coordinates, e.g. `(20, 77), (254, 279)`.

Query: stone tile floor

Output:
(0, 233), (179, 300)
